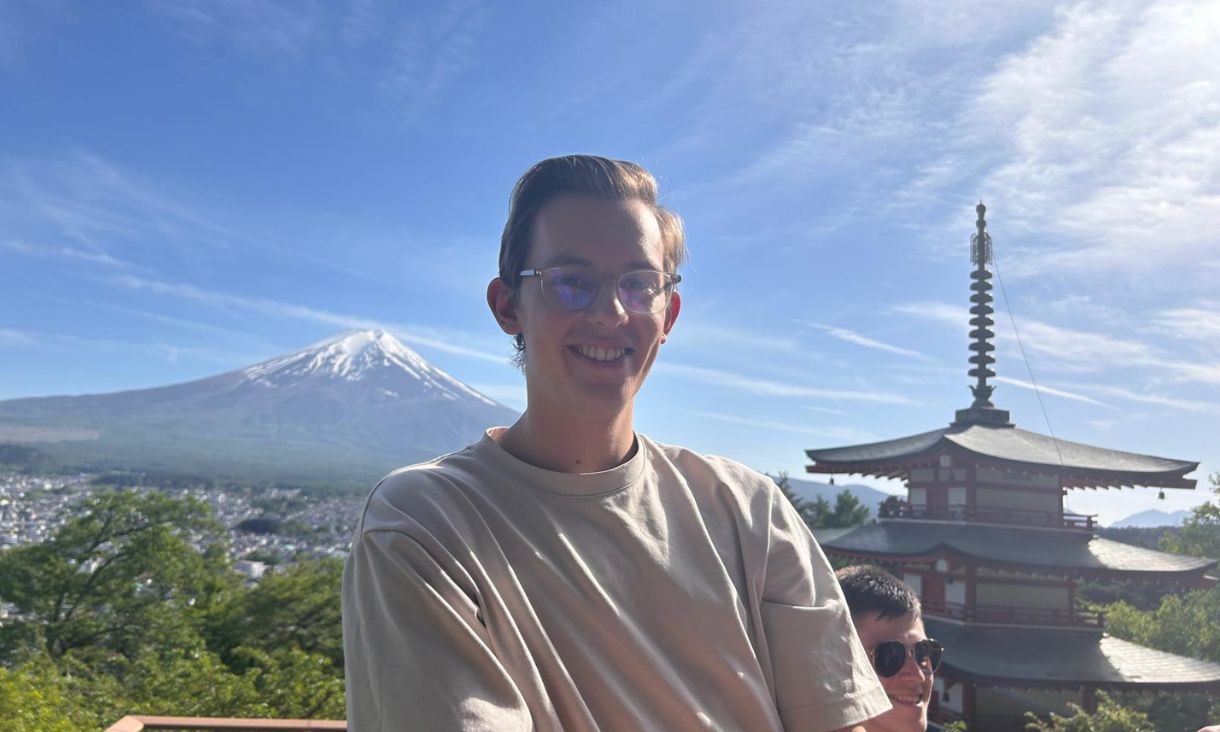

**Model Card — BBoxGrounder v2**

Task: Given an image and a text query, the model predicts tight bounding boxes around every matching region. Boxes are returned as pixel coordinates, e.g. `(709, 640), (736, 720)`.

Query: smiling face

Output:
(489, 194), (680, 420)
(855, 612), (934, 732)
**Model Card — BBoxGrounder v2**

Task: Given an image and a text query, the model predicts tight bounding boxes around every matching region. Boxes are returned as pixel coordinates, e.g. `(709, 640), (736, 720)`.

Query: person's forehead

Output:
(529, 195), (664, 267)
(854, 612), (926, 647)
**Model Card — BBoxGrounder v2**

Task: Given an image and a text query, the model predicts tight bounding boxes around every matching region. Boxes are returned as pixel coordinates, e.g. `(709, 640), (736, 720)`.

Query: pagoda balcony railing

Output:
(923, 600), (1105, 629)
(879, 500), (1096, 531)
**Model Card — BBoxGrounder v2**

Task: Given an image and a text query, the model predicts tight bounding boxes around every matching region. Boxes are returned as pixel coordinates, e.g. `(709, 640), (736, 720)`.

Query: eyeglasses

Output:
(868, 638), (943, 678)
(518, 266), (681, 315)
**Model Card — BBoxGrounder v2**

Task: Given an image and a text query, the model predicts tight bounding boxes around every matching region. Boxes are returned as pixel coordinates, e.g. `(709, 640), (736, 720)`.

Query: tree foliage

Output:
(1104, 587), (1220, 664)
(0, 490), (233, 663)
(0, 488), (346, 727)
(1024, 692), (1155, 732)
(775, 471), (871, 530)
(1159, 472), (1220, 561)
(205, 556), (344, 668)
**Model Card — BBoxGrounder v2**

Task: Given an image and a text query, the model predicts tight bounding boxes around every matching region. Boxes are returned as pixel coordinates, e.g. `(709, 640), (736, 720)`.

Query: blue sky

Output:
(3, 1), (1218, 525)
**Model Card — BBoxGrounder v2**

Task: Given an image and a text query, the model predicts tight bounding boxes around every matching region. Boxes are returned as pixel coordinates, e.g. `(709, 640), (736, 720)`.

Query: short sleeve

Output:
(342, 528), (533, 732)
(760, 486), (892, 731)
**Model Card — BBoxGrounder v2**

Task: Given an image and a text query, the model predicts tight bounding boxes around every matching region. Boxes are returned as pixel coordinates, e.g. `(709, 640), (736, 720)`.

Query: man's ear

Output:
(487, 277), (522, 336)
(661, 290), (681, 343)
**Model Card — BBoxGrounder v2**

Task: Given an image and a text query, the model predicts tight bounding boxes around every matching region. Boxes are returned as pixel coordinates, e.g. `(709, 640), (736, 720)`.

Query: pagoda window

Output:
(977, 466), (1059, 488)
(910, 468), (935, 483)
(903, 573), (923, 597)
(945, 578), (966, 606)
(938, 467), (967, 482)
(947, 487), (967, 517)
(935, 678), (962, 714)
(975, 486), (1060, 514)
(909, 487), (927, 506)
(976, 582), (1069, 611)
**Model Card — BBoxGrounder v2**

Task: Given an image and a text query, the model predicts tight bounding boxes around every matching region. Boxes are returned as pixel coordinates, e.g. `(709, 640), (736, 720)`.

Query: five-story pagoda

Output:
(807, 204), (1220, 731)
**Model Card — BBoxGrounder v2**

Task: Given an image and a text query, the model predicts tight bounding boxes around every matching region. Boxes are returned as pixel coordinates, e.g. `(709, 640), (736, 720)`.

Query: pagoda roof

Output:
(926, 619), (1220, 690)
(814, 523), (1216, 578)
(806, 423), (1198, 489)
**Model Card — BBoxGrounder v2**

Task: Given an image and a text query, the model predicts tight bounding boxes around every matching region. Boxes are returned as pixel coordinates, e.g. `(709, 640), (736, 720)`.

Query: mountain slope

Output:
(1111, 509), (1192, 528)
(0, 331), (518, 488)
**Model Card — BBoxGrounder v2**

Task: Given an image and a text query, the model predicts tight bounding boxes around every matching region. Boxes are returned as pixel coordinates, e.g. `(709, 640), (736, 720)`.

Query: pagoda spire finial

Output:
(953, 202), (1012, 428)
(969, 202), (996, 407)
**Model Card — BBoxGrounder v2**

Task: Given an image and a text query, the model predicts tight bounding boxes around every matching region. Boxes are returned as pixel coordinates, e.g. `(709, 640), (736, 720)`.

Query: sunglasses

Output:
(869, 638), (943, 678)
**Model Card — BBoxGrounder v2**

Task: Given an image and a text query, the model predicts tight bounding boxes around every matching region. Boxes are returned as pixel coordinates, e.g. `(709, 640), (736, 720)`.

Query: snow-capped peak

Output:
(241, 329), (498, 406)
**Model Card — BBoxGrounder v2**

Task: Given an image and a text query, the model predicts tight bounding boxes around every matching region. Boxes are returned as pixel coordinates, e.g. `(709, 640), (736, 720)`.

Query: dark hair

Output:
(498, 154), (687, 358)
(835, 565), (921, 621)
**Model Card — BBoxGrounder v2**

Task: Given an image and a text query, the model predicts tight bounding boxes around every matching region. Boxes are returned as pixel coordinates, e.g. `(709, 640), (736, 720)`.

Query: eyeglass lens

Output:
(540, 267), (670, 314)
(871, 639), (942, 678)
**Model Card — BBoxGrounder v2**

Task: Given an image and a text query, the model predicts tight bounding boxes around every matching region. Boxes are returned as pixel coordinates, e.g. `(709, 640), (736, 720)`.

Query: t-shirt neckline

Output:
(476, 427), (648, 498)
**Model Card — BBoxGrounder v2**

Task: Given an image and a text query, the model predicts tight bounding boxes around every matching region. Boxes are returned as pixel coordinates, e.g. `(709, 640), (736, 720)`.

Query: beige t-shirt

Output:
(343, 429), (889, 731)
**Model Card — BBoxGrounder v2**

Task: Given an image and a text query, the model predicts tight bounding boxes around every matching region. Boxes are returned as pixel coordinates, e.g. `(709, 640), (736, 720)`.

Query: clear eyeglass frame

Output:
(517, 266), (681, 315)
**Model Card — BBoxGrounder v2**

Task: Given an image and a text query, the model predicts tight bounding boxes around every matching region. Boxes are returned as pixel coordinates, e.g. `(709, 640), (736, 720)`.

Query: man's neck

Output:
(497, 405), (636, 473)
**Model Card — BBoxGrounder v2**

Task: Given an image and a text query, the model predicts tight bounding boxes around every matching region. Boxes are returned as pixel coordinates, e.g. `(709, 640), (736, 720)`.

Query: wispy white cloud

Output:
(152, 0), (323, 57)
(993, 375), (1113, 408)
(930, 0), (1220, 276)
(379, 0), (488, 122)
(1153, 303), (1220, 348)
(1, 154), (243, 262)
(804, 321), (931, 360)
(802, 405), (849, 417)
(892, 302), (964, 329)
(0, 327), (258, 372)
(1, 153), (407, 288)
(0, 327), (37, 344)
(1, 238), (128, 267)
(110, 273), (508, 363)
(896, 298), (1220, 387)
(1058, 382), (1218, 413)
(688, 410), (875, 443)
(656, 362), (919, 405)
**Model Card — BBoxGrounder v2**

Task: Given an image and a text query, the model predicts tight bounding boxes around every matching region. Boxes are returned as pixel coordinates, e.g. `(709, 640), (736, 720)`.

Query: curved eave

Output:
(927, 620), (1220, 691)
(814, 525), (1217, 578)
(807, 426), (1198, 490)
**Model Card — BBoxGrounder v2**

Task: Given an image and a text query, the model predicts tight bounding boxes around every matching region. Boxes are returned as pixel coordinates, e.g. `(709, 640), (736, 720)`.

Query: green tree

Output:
(775, 472), (823, 529)
(0, 659), (99, 732)
(826, 488), (870, 528)
(774, 473), (870, 530)
(0, 490), (235, 664)
(206, 557), (344, 668)
(1024, 692), (1155, 731)
(1105, 587), (1220, 664)
(0, 488), (349, 726)
(1160, 472), (1220, 561)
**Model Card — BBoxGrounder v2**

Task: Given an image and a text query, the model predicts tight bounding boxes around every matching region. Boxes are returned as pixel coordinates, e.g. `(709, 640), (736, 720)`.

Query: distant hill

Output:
(1111, 509), (1192, 528)
(770, 473), (896, 517)
(0, 330), (518, 490)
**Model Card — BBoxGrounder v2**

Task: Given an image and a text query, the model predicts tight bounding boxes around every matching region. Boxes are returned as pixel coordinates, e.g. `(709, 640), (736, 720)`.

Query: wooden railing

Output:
(879, 501), (1096, 530)
(105, 717), (345, 732)
(923, 600), (1104, 628)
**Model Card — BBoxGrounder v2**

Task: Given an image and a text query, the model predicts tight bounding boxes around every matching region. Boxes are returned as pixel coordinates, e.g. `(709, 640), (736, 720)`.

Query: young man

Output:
(342, 155), (891, 731)
(835, 565), (943, 732)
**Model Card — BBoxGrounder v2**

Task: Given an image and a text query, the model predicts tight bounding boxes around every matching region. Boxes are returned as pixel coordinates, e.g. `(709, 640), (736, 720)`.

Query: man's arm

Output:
(343, 528), (532, 732)
(761, 483), (892, 732)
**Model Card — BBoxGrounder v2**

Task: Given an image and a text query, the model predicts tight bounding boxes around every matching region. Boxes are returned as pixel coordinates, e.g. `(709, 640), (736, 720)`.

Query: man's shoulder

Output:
(358, 443), (490, 534)
(643, 436), (779, 500)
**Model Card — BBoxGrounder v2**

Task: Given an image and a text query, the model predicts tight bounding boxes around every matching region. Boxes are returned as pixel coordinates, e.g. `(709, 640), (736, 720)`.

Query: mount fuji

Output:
(0, 330), (518, 488)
